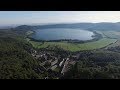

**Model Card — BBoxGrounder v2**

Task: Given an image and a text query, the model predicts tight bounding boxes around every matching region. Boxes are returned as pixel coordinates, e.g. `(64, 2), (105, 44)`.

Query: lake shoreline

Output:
(27, 29), (103, 44)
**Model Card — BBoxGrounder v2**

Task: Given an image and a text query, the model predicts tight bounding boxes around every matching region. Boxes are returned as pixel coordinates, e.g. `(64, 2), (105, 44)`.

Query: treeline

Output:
(107, 46), (120, 53)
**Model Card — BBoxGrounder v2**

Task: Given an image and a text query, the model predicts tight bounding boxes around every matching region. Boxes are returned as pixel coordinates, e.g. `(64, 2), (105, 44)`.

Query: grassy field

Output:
(28, 38), (117, 52)
(105, 40), (119, 48)
(97, 31), (120, 49)
(101, 31), (120, 39)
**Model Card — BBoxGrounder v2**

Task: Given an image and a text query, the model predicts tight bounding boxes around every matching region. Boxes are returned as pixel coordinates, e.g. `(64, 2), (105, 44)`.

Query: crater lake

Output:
(31, 28), (94, 41)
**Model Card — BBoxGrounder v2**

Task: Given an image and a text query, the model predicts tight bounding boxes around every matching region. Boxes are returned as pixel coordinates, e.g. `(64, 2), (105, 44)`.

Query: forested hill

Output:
(14, 22), (120, 31)
(0, 30), (42, 79)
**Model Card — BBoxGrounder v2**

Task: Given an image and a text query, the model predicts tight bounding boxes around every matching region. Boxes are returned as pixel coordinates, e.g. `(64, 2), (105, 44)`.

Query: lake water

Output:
(31, 28), (94, 41)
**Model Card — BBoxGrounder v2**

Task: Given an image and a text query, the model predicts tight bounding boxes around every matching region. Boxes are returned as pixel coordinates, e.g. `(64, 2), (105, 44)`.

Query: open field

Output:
(105, 40), (120, 49)
(101, 31), (120, 39)
(28, 38), (117, 52)
(97, 31), (120, 49)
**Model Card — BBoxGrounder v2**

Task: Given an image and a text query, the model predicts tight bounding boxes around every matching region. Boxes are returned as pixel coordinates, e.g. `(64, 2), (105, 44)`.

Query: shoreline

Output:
(27, 29), (103, 44)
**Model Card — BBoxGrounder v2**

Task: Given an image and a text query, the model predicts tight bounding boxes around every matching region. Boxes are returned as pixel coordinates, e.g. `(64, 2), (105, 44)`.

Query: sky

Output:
(1, 11), (120, 26)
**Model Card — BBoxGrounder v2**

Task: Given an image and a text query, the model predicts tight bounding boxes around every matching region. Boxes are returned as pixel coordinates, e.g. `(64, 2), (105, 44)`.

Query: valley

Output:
(1, 23), (120, 79)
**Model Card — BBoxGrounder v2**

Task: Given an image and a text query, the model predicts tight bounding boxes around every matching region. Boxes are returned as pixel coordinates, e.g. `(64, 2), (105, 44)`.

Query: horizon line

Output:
(1, 21), (120, 27)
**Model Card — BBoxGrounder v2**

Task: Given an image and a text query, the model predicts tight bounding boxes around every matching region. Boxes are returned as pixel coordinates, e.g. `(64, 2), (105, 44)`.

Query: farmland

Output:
(99, 31), (120, 49)
(100, 31), (120, 39)
(28, 38), (117, 52)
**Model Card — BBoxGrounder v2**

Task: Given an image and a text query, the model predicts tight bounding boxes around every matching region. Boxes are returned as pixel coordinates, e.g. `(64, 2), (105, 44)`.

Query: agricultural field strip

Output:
(28, 38), (116, 52)
(100, 31), (120, 49)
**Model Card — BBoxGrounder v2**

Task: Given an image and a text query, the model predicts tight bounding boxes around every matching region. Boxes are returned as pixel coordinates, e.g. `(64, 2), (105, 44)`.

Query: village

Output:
(30, 49), (80, 78)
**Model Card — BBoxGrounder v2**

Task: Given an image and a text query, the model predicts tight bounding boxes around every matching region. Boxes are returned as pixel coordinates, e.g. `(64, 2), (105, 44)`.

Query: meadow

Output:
(28, 38), (117, 52)
(101, 31), (120, 39)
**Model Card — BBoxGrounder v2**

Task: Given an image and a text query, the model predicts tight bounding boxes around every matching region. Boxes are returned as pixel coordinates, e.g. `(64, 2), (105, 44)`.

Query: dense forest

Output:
(0, 37), (41, 79)
(62, 50), (120, 79)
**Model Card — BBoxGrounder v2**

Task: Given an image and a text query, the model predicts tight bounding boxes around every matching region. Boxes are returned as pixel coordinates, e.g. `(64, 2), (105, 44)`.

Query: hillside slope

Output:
(0, 36), (42, 79)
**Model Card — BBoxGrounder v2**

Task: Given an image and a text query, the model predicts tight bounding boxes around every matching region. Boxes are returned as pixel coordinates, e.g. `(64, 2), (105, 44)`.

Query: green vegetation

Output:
(1, 24), (120, 79)
(0, 29), (46, 79)
(26, 30), (34, 36)
(0, 37), (43, 79)
(26, 28), (117, 52)
(94, 31), (107, 38)
(29, 38), (117, 52)
(106, 40), (120, 48)
(62, 50), (120, 79)
(77, 38), (116, 50)
(99, 31), (120, 49)
(100, 31), (120, 39)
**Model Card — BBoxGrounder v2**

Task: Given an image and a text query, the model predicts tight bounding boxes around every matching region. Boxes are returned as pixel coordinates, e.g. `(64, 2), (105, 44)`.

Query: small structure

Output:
(51, 59), (58, 66)
(61, 58), (70, 75)
(59, 59), (65, 67)
(51, 65), (57, 71)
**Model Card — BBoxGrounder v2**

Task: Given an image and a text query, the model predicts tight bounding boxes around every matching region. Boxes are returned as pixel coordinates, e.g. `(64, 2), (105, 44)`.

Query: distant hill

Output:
(88, 22), (120, 31)
(14, 22), (120, 32)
